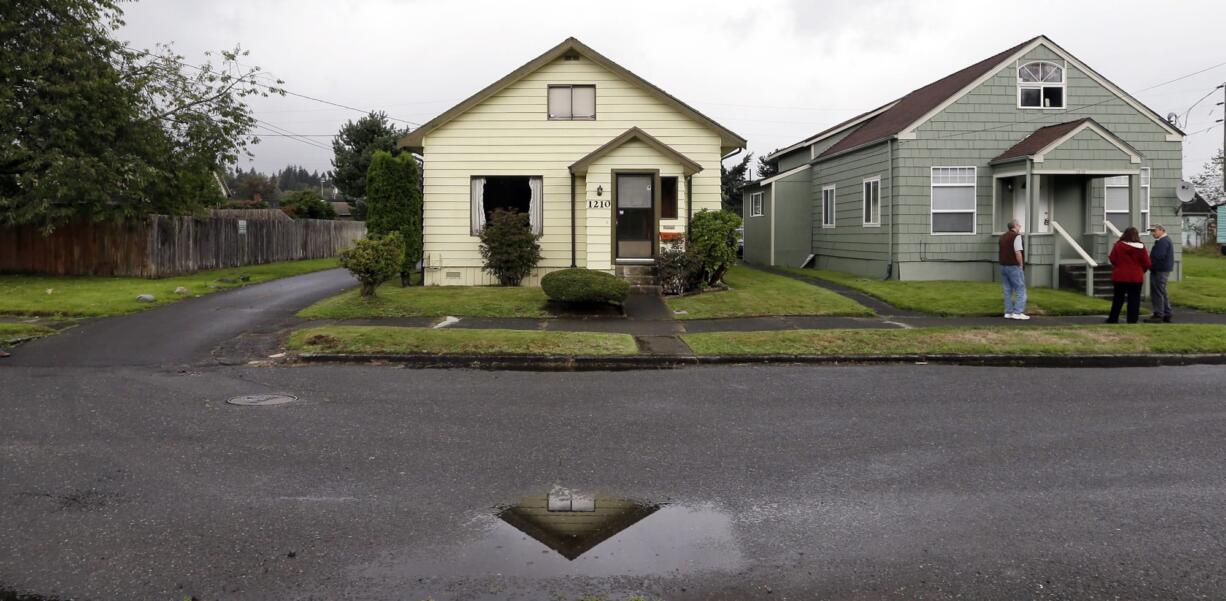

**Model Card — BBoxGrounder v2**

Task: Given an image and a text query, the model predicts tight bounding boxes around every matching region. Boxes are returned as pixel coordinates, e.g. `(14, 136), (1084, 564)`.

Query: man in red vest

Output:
(999, 219), (1029, 320)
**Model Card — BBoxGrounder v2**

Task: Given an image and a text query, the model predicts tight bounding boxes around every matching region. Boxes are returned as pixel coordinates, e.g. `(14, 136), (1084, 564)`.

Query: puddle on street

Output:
(384, 489), (744, 578)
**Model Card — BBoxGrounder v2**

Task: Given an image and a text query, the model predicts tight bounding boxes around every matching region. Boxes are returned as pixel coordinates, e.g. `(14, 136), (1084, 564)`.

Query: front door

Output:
(1051, 175), (1087, 260)
(615, 173), (655, 260)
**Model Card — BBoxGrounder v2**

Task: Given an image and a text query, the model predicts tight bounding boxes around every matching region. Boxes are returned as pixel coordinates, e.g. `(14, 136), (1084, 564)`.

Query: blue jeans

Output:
(1001, 265), (1027, 314)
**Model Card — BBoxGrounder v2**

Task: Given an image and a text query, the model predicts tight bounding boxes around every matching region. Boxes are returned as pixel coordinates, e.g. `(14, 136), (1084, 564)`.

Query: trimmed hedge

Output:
(541, 268), (630, 305)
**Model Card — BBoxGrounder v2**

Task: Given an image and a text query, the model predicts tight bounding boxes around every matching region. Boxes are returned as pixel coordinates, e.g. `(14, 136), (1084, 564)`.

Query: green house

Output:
(743, 35), (1185, 292)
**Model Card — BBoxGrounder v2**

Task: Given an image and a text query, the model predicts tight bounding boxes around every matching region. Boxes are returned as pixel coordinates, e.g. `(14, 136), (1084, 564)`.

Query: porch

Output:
(990, 118), (1150, 296)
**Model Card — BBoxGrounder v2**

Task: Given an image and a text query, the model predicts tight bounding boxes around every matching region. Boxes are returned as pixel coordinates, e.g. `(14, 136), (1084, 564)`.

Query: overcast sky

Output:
(120, 0), (1226, 183)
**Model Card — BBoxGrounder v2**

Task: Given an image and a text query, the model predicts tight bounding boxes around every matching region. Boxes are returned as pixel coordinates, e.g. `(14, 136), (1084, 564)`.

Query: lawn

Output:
(780, 267), (1111, 316)
(0, 258), (340, 317)
(0, 322), (56, 345)
(665, 266), (872, 320)
(288, 326), (637, 356)
(298, 284), (552, 319)
(1170, 254), (1226, 313)
(683, 324), (1226, 356)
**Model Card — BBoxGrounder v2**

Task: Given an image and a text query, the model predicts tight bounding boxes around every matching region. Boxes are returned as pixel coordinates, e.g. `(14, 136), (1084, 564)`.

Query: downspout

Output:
(570, 172), (577, 267)
(685, 175), (693, 237)
(885, 138), (894, 280)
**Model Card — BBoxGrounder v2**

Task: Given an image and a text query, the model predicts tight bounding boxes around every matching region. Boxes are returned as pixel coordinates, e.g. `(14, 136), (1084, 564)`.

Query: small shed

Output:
(330, 202), (354, 221)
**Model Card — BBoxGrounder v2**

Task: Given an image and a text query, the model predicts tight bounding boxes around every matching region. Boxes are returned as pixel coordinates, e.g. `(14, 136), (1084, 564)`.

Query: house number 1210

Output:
(588, 199), (611, 209)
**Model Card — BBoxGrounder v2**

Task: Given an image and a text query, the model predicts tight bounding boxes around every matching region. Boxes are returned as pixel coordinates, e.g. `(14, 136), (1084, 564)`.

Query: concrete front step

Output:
(616, 263), (659, 286)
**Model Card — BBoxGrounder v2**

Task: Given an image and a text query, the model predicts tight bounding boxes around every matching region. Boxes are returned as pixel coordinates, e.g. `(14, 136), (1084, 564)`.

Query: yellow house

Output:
(399, 38), (746, 286)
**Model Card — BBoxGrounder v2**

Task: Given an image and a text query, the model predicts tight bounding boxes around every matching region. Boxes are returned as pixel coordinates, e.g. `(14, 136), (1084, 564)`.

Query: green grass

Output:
(287, 326), (638, 356)
(0, 258), (340, 317)
(780, 267), (1111, 316)
(683, 325), (1226, 356)
(1170, 254), (1226, 313)
(665, 266), (872, 320)
(0, 322), (56, 345)
(297, 284), (552, 319)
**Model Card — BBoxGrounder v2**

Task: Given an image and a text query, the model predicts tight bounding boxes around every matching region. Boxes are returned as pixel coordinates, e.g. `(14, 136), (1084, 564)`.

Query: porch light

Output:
(597, 185), (604, 196)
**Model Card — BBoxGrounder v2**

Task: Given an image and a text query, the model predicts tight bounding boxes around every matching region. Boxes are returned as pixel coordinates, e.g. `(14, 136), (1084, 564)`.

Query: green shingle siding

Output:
(810, 141), (892, 278)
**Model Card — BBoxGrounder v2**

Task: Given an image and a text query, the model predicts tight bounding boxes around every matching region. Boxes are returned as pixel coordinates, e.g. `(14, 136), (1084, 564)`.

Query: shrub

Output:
(541, 268), (630, 305)
(339, 232), (404, 297)
(281, 189), (337, 219)
(478, 209), (541, 286)
(688, 210), (742, 286)
(657, 243), (706, 296)
(365, 151), (422, 286)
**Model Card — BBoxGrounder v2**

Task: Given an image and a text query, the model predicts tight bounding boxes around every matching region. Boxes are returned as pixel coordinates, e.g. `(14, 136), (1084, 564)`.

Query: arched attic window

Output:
(1018, 61), (1065, 109)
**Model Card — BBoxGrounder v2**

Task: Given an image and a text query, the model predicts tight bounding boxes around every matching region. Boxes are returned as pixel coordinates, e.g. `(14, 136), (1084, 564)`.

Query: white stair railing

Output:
(1051, 220), (1098, 296)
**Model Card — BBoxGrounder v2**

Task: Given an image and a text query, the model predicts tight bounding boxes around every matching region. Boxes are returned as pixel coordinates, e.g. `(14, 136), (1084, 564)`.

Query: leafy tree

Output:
(339, 232), (404, 297)
(230, 169), (280, 204)
(478, 210), (541, 286)
(0, 0), (282, 232)
(720, 152), (753, 212)
(756, 153), (779, 179)
(1192, 149), (1224, 206)
(330, 112), (406, 200)
(688, 210), (742, 286)
(280, 189), (336, 219)
(364, 151), (422, 285)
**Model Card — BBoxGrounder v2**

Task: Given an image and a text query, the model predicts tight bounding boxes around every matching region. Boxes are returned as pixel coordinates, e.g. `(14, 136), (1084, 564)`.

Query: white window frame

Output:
(1017, 60), (1066, 110)
(821, 185), (836, 228)
(749, 191), (764, 217)
(1141, 168), (1151, 232)
(930, 166), (977, 236)
(862, 177), (881, 227)
(1104, 174), (1130, 233)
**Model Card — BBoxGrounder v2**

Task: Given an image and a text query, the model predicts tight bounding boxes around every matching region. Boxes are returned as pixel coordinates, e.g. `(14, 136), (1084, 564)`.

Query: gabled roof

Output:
(399, 38), (746, 152)
(991, 118), (1142, 165)
(818, 37), (1039, 159)
(568, 127), (703, 176)
(812, 35), (1183, 162)
(1183, 192), (1214, 215)
(765, 100), (898, 161)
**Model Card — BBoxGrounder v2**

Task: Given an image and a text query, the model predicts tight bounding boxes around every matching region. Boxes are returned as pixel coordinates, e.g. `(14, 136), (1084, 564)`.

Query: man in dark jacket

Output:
(1148, 224), (1174, 323)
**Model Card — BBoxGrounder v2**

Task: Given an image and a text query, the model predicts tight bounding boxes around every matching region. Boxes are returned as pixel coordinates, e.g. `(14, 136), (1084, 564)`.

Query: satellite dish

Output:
(1176, 180), (1197, 203)
(1166, 112), (1181, 127)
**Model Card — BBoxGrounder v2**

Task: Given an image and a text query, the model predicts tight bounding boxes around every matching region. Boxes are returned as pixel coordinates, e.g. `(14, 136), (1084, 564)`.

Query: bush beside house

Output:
(339, 233), (404, 297)
(365, 151), (423, 286)
(479, 210), (541, 286)
(541, 269), (630, 305)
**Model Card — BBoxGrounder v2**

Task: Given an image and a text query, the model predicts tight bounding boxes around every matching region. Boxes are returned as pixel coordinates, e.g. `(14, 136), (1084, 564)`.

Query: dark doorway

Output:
(616, 173), (655, 259)
(483, 176), (531, 222)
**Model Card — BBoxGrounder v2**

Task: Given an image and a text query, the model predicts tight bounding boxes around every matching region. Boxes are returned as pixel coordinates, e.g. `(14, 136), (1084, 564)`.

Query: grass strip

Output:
(0, 258), (340, 317)
(1170, 255), (1226, 314)
(682, 324), (1226, 356)
(666, 266), (872, 320)
(288, 325), (638, 356)
(0, 322), (57, 345)
(298, 285), (551, 319)
(778, 267), (1111, 316)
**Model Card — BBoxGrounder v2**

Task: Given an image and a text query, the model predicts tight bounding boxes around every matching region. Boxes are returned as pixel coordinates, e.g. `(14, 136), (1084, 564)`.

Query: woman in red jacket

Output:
(1106, 226), (1152, 324)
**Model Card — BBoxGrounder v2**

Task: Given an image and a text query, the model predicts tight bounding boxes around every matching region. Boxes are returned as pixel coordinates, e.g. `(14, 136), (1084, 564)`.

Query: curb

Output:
(292, 352), (1226, 371)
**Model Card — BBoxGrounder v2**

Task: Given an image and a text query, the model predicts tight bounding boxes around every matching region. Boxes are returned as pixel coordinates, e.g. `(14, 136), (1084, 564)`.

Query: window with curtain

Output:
(862, 178), (880, 226)
(930, 167), (976, 234)
(822, 185), (836, 228)
(547, 85), (595, 120)
(470, 176), (543, 236)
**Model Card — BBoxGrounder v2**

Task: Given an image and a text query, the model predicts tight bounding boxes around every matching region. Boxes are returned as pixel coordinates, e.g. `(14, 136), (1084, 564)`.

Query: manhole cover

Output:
(226, 393), (297, 406)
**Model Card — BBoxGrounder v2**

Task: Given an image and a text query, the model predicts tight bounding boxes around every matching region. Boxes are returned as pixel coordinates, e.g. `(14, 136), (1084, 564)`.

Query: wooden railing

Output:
(1051, 220), (1098, 296)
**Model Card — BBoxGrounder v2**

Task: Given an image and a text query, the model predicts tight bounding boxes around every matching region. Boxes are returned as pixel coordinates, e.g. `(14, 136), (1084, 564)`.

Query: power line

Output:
(253, 120), (332, 152)
(1137, 60), (1226, 92)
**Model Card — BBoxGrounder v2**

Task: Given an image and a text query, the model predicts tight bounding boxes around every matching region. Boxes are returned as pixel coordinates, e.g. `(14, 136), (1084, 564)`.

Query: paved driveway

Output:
(2, 362), (1225, 600)
(4, 268), (355, 368)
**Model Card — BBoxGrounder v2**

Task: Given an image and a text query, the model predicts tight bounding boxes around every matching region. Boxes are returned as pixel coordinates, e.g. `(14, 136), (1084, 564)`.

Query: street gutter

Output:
(292, 352), (1226, 371)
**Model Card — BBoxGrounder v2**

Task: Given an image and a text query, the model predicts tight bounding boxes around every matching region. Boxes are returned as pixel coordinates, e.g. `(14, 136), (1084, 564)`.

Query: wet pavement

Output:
(4, 363), (1226, 599)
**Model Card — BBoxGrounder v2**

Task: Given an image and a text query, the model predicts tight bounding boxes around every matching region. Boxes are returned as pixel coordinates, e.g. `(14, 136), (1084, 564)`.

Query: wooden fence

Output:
(0, 215), (366, 277)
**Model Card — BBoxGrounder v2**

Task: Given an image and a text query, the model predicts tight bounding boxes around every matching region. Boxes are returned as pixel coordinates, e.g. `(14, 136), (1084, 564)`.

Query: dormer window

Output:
(1018, 61), (1065, 108)
(548, 84), (595, 120)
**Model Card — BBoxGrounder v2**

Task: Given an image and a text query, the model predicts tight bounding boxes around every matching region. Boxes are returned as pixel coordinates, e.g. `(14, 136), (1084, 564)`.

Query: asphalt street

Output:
(3, 362), (1226, 600)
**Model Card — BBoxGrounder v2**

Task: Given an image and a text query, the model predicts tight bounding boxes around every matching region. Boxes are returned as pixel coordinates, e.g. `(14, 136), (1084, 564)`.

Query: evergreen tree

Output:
(756, 153), (779, 179)
(364, 151), (422, 286)
(330, 112), (406, 200)
(721, 152), (754, 212)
